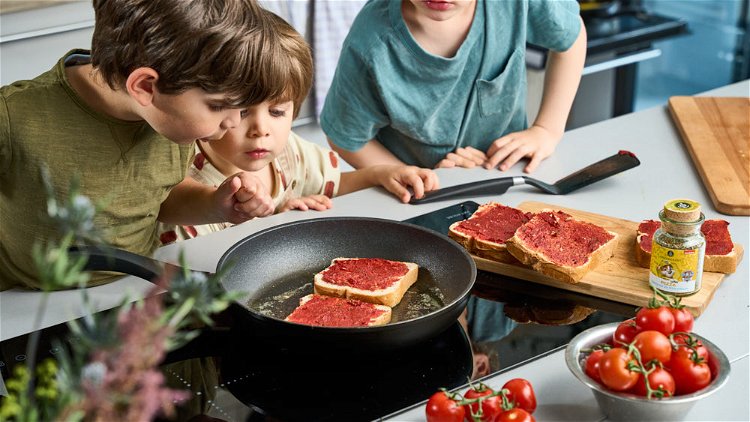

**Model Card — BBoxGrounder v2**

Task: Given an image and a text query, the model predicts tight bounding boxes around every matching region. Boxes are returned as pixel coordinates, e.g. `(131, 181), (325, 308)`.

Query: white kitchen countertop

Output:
(1, 80), (747, 421)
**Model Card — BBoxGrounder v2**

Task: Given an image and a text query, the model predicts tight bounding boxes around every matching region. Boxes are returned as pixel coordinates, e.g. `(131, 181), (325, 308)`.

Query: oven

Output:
(526, 0), (688, 129)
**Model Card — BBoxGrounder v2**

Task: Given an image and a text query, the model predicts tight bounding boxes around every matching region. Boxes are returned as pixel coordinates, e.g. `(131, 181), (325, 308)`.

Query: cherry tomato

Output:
(598, 348), (640, 391)
(669, 307), (694, 333)
(672, 333), (709, 363)
(496, 408), (536, 422)
(670, 351), (712, 395)
(502, 378), (537, 414)
(584, 349), (606, 383)
(635, 306), (675, 336)
(426, 391), (465, 422)
(632, 366), (676, 398)
(613, 319), (640, 346)
(633, 331), (672, 365)
(463, 385), (503, 422)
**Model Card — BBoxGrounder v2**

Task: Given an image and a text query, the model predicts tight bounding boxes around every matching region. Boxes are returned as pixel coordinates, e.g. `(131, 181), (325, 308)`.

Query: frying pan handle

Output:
(68, 244), (163, 283)
(410, 177), (516, 204)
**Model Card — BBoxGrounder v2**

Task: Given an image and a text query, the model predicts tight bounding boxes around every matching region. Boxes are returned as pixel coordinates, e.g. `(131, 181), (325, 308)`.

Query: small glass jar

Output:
(648, 199), (706, 296)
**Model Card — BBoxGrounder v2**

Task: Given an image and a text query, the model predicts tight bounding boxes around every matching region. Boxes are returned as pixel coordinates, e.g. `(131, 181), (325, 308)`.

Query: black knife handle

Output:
(410, 177), (515, 204)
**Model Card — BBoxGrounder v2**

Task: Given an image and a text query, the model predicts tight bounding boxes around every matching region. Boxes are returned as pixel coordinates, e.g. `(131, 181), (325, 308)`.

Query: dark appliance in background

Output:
(526, 0), (689, 129)
(634, 0), (749, 111)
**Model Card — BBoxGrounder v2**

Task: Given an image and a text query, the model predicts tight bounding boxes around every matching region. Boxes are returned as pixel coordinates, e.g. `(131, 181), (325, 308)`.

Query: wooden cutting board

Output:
(472, 202), (738, 317)
(668, 96), (750, 215)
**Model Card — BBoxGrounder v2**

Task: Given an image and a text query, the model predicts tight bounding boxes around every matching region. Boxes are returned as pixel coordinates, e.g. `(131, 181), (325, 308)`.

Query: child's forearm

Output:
(158, 177), (221, 225)
(533, 16), (587, 137)
(337, 166), (383, 196)
(328, 137), (404, 169)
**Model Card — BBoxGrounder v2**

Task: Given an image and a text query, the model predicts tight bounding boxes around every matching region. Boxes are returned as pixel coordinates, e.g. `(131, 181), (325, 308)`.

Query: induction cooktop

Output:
(0, 202), (634, 422)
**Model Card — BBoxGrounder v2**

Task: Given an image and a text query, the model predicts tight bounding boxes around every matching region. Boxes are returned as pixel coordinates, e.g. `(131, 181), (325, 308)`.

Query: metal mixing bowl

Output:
(565, 322), (730, 421)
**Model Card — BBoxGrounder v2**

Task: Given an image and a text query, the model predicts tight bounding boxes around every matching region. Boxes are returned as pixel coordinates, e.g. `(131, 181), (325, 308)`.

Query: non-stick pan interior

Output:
(217, 217), (476, 327)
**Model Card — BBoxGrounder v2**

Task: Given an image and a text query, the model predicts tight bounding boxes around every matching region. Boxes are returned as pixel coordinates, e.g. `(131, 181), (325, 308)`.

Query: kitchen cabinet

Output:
(0, 1), (94, 85)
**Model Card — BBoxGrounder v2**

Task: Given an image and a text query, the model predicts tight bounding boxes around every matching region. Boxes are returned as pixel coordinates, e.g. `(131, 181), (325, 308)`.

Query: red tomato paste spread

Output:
(637, 219), (661, 253)
(638, 219), (732, 255)
(454, 204), (532, 244)
(516, 211), (614, 266)
(321, 258), (408, 291)
(701, 220), (733, 255)
(286, 295), (386, 327)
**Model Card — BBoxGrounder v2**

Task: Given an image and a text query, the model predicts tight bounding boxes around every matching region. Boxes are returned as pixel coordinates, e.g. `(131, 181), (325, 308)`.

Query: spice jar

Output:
(649, 199), (706, 295)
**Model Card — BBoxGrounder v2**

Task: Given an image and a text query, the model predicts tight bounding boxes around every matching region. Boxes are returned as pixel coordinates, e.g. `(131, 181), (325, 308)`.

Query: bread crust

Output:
(313, 258), (418, 307)
(505, 214), (619, 284)
(285, 294), (392, 327)
(447, 202), (528, 264)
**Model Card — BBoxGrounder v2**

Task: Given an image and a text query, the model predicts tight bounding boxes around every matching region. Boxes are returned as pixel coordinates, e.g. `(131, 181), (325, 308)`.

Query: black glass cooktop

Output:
(0, 202), (634, 422)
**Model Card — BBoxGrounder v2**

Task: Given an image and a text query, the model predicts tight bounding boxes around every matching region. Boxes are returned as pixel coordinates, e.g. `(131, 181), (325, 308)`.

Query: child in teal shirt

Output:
(320, 0), (586, 173)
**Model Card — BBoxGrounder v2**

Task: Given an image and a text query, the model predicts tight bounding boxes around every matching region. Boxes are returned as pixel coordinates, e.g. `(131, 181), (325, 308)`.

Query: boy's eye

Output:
(270, 109), (286, 117)
(240, 109), (249, 118)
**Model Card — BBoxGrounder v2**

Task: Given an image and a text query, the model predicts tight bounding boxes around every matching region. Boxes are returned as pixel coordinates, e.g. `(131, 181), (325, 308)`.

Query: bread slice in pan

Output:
(313, 258), (418, 307)
(285, 294), (391, 327)
(635, 219), (743, 274)
(448, 202), (533, 263)
(505, 210), (619, 284)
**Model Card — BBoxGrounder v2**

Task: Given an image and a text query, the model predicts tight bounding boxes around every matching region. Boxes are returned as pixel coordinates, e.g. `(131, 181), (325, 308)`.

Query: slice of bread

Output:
(505, 211), (619, 284)
(285, 294), (391, 327)
(448, 202), (533, 263)
(313, 258), (418, 307)
(635, 219), (743, 274)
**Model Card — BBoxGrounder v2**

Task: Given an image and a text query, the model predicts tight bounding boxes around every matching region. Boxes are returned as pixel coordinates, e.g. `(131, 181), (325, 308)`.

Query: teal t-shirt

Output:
(320, 0), (581, 168)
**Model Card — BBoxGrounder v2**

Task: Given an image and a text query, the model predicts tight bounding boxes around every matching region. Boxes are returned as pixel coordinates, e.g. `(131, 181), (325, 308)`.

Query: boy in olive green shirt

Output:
(0, 0), (279, 290)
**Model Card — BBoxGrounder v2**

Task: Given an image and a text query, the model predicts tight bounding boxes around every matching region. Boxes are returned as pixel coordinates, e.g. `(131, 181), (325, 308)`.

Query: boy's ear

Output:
(125, 67), (160, 106)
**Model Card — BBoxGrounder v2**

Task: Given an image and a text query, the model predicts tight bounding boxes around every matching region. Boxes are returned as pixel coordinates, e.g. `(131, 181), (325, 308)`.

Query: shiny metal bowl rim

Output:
(565, 322), (731, 404)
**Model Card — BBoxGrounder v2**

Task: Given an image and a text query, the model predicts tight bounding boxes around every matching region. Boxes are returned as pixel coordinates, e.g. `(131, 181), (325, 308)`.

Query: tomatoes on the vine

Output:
(672, 333), (709, 363)
(502, 378), (537, 414)
(632, 330), (672, 365)
(426, 391), (465, 422)
(598, 348), (640, 391)
(635, 306), (675, 335)
(613, 319), (640, 346)
(669, 307), (694, 333)
(670, 351), (712, 395)
(584, 349), (606, 383)
(496, 408), (536, 422)
(463, 384), (503, 422)
(631, 366), (676, 398)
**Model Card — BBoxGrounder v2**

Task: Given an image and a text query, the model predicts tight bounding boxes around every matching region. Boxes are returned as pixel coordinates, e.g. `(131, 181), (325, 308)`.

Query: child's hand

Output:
(217, 172), (274, 223)
(484, 125), (561, 173)
(434, 146), (487, 169)
(377, 165), (440, 203)
(278, 195), (333, 213)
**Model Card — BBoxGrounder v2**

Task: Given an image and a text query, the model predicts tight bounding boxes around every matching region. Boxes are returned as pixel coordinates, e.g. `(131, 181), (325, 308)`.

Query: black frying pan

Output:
(73, 217), (476, 351)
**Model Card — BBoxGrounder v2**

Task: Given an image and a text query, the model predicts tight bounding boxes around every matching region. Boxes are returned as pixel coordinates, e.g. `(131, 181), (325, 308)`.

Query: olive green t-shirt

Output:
(0, 49), (194, 290)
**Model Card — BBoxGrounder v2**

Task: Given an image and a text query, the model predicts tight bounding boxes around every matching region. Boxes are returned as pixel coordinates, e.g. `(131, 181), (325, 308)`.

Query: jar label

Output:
(649, 243), (704, 293)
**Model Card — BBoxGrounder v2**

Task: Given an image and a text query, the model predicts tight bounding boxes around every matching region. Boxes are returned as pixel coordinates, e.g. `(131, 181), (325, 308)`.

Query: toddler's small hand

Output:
(278, 195), (333, 212)
(218, 173), (273, 223)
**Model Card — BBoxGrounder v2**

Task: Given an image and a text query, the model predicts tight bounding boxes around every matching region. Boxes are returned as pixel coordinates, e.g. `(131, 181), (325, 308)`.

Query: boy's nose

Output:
(220, 109), (244, 130)
(246, 118), (270, 138)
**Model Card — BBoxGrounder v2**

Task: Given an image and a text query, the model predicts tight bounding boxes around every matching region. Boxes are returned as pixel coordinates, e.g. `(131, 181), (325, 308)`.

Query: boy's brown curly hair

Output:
(91, 0), (310, 111)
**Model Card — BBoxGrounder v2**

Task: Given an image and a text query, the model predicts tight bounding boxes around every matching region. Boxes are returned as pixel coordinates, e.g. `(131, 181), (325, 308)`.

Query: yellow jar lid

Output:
(664, 199), (702, 222)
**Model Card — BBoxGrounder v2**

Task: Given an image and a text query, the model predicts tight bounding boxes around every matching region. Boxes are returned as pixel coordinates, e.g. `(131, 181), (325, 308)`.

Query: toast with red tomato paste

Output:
(313, 258), (418, 307)
(635, 219), (743, 274)
(448, 202), (534, 263)
(505, 211), (619, 284)
(285, 294), (391, 327)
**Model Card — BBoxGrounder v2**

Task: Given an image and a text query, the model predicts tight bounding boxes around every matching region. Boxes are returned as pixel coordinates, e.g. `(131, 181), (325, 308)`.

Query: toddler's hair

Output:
(263, 12), (313, 118)
(90, 0), (290, 108)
